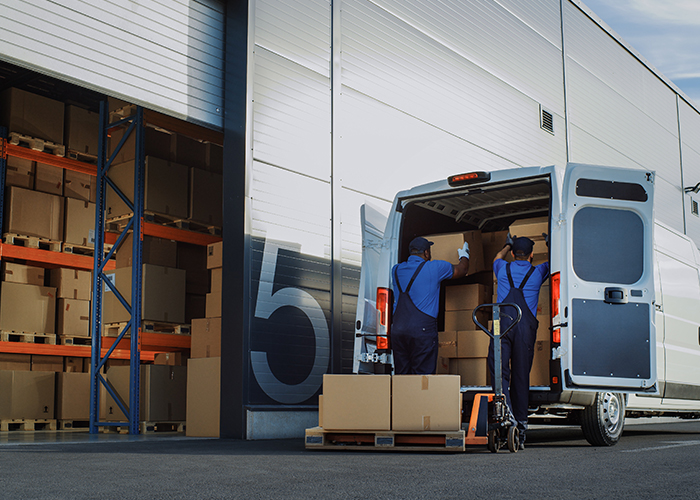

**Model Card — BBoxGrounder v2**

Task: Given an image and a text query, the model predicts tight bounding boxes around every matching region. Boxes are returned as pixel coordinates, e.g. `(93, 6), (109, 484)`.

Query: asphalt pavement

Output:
(1, 418), (699, 499)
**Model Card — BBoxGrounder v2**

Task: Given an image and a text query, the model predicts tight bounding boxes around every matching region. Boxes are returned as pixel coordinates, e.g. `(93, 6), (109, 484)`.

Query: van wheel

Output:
(581, 392), (625, 446)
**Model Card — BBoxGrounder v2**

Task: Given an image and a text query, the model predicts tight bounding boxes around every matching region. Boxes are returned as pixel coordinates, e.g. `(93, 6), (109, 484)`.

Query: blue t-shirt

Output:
(392, 255), (454, 318)
(494, 259), (550, 316)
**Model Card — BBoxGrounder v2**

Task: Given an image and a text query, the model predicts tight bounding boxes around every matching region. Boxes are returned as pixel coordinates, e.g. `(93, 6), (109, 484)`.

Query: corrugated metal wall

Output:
(0, 0), (225, 128)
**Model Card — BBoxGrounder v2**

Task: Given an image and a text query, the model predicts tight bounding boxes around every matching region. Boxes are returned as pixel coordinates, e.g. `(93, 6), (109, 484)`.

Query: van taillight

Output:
(447, 171), (490, 187)
(376, 287), (393, 350)
(551, 272), (560, 343)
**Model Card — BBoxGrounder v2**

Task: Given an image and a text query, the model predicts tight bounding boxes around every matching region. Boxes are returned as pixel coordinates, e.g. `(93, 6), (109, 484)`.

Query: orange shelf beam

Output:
(102, 332), (191, 352)
(143, 221), (221, 246)
(5, 143), (97, 176)
(0, 243), (115, 271)
(0, 341), (157, 362)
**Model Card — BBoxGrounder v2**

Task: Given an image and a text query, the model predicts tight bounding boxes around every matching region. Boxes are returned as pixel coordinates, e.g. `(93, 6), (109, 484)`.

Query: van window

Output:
(576, 178), (648, 202)
(573, 207), (644, 284)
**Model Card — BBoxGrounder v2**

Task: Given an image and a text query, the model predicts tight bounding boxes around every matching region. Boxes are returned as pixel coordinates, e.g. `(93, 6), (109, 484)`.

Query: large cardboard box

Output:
(438, 331), (458, 359)
(5, 186), (64, 240)
(64, 357), (85, 373)
(457, 329), (491, 358)
(205, 291), (222, 318)
(0, 353), (31, 371)
(426, 231), (484, 272)
(6, 156), (34, 189)
(64, 169), (96, 202)
(190, 168), (223, 227)
(103, 264), (186, 324)
(50, 268), (91, 300)
(106, 156), (189, 219)
(211, 267), (222, 294)
(34, 162), (64, 195)
(444, 309), (488, 331)
(0, 87), (64, 144)
(207, 241), (222, 269)
(509, 217), (549, 240)
(2, 262), (45, 286)
(322, 374), (391, 431)
(531, 340), (551, 386)
(109, 125), (176, 165)
(65, 105), (99, 155)
(117, 233), (177, 269)
(0, 282), (56, 334)
(536, 314), (550, 341)
(56, 372), (90, 420)
(57, 298), (91, 337)
(186, 357), (220, 437)
(101, 365), (187, 421)
(31, 355), (63, 372)
(444, 284), (490, 311)
(449, 358), (488, 386)
(0, 371), (55, 420)
(191, 317), (221, 358)
(177, 242), (209, 295)
(176, 135), (207, 169)
(64, 198), (95, 247)
(481, 230), (510, 270)
(391, 375), (462, 431)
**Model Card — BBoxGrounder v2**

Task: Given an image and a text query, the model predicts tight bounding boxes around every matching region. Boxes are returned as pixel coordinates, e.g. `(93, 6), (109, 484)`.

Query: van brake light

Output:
(448, 171), (490, 187)
(376, 287), (393, 350)
(551, 272), (561, 343)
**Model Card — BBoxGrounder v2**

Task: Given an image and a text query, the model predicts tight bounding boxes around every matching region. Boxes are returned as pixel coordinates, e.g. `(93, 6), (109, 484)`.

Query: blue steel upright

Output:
(0, 127), (6, 231)
(89, 102), (145, 434)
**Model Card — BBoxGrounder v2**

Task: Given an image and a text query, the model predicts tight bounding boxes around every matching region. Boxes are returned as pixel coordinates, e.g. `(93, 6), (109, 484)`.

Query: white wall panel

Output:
(253, 48), (331, 181)
(654, 177), (684, 234)
(0, 0), (224, 127)
(680, 100), (700, 160)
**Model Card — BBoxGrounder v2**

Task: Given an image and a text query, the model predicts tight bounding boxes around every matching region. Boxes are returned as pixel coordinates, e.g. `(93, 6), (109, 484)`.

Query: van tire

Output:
(581, 392), (626, 446)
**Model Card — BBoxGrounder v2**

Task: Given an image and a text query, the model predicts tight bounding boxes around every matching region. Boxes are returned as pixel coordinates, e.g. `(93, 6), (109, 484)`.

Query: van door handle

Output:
(604, 287), (628, 304)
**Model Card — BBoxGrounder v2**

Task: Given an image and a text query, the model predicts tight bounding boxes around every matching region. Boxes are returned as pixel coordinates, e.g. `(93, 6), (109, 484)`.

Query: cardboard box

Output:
(318, 394), (324, 427)
(0, 353), (31, 371)
(186, 357), (220, 437)
(64, 357), (85, 373)
(0, 87), (64, 144)
(191, 317), (221, 358)
(185, 293), (206, 324)
(35, 162), (64, 195)
(436, 355), (450, 374)
(109, 125), (176, 165)
(176, 135), (207, 169)
(190, 168), (223, 227)
(426, 231), (484, 272)
(445, 284), (490, 311)
(457, 329), (491, 358)
(31, 355), (63, 372)
(65, 105), (99, 155)
(509, 217), (549, 239)
(482, 230), (510, 270)
(531, 340), (551, 386)
(391, 375), (462, 431)
(2, 262), (45, 286)
(50, 268), (92, 301)
(64, 198), (95, 247)
(64, 169), (96, 202)
(211, 267), (222, 293)
(322, 374), (391, 431)
(103, 264), (186, 323)
(449, 358), (488, 386)
(205, 291), (222, 318)
(0, 371), (55, 420)
(6, 156), (34, 189)
(5, 186), (64, 240)
(536, 315), (551, 341)
(57, 298), (91, 337)
(177, 242), (209, 295)
(207, 241), (222, 269)
(117, 233), (177, 269)
(106, 156), (189, 219)
(101, 365), (187, 421)
(0, 282), (56, 334)
(154, 352), (188, 366)
(56, 372), (90, 420)
(438, 331), (458, 359)
(444, 309), (488, 331)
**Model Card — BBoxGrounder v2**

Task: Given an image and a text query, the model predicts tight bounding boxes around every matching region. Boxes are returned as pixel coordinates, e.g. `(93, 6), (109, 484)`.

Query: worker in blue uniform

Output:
(489, 233), (550, 449)
(391, 236), (470, 375)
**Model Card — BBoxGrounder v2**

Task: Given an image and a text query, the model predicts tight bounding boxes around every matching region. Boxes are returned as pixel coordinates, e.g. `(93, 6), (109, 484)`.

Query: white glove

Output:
(457, 242), (470, 260)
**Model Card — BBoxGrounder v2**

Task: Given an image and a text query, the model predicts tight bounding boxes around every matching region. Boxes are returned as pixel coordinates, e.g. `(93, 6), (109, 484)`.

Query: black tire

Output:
(507, 425), (520, 453)
(487, 429), (500, 453)
(581, 392), (626, 446)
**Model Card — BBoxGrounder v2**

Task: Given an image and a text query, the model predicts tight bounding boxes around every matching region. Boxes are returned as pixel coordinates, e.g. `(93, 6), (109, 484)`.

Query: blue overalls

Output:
(391, 261), (439, 375)
(488, 263), (538, 434)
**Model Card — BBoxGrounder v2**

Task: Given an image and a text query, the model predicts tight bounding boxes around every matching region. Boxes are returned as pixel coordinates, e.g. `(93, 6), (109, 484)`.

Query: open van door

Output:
(353, 204), (388, 374)
(560, 163), (657, 393)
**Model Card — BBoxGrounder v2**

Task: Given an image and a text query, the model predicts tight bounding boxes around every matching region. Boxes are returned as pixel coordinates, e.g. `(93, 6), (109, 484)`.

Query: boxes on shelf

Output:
(211, 267), (222, 293)
(56, 372), (90, 420)
(57, 298), (90, 337)
(191, 317), (221, 358)
(207, 241), (222, 269)
(64, 357), (85, 373)
(50, 268), (91, 301)
(0, 282), (56, 334)
(109, 125), (176, 165)
(186, 356), (220, 437)
(0, 353), (31, 371)
(0, 370), (55, 420)
(391, 375), (461, 431)
(64, 169), (96, 203)
(31, 355), (63, 372)
(65, 104), (99, 156)
(205, 143), (223, 174)
(6, 156), (34, 189)
(321, 374), (391, 431)
(4, 186), (64, 240)
(64, 198), (95, 248)
(205, 291), (221, 319)
(116, 233), (177, 269)
(189, 168), (223, 227)
(2, 262), (45, 286)
(176, 135), (207, 170)
(34, 162), (64, 196)
(154, 352), (188, 366)
(0, 87), (65, 144)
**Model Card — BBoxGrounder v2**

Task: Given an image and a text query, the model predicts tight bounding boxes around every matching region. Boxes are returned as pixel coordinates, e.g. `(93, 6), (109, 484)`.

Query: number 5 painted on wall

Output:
(251, 240), (330, 404)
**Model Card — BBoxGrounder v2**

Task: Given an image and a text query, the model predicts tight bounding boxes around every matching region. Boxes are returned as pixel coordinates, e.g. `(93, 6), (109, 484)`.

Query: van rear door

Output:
(560, 163), (657, 392)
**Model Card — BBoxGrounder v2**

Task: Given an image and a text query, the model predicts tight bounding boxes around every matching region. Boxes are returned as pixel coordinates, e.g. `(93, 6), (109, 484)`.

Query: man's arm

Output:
(493, 232), (514, 263)
(451, 242), (470, 279)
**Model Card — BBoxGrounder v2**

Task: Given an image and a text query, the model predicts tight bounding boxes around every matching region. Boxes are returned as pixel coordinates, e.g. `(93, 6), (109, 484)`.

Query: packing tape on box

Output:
(422, 375), (429, 390)
(423, 415), (431, 431)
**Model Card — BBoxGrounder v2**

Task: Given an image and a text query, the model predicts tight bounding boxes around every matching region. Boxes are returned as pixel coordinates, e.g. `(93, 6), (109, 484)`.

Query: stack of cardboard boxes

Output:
(186, 241), (223, 437)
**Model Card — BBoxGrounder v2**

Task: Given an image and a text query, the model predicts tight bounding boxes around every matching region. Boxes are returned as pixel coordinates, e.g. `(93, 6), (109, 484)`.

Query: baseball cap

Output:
(512, 237), (534, 256)
(409, 237), (434, 252)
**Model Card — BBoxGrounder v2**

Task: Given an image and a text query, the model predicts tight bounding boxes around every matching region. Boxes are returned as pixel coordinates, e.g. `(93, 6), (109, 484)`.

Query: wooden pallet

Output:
(106, 211), (220, 236)
(3, 233), (62, 252)
(58, 335), (92, 346)
(109, 104), (138, 124)
(140, 421), (185, 433)
(66, 149), (98, 164)
(304, 427), (466, 452)
(62, 243), (96, 257)
(9, 131), (66, 157)
(58, 419), (90, 430)
(99, 425), (130, 434)
(0, 331), (56, 345)
(103, 321), (190, 337)
(1, 419), (57, 432)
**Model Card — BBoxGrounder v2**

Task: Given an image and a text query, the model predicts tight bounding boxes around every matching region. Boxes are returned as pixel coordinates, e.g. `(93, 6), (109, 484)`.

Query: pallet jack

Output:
(472, 302), (522, 453)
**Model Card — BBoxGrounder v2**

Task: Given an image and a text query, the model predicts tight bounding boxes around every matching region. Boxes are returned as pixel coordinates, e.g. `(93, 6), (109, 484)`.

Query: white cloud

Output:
(626, 0), (700, 25)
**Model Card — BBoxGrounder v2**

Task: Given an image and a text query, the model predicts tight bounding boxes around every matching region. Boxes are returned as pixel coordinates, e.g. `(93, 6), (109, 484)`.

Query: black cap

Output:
(409, 237), (433, 253)
(512, 237), (534, 256)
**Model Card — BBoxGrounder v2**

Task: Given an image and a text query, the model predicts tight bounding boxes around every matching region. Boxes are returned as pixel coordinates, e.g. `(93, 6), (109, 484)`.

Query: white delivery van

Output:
(354, 162), (700, 446)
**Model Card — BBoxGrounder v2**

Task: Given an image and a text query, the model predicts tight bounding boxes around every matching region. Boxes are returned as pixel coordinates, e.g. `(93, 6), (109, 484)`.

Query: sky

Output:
(581, 0), (700, 106)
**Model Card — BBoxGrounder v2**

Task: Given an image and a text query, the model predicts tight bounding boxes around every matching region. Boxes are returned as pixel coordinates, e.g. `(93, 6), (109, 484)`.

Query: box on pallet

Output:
(0, 353), (31, 371)
(57, 298), (90, 337)
(205, 291), (222, 318)
(211, 267), (222, 293)
(56, 372), (90, 420)
(191, 317), (221, 358)
(5, 186), (64, 240)
(2, 262), (45, 286)
(190, 168), (223, 227)
(321, 374), (391, 431)
(50, 268), (91, 301)
(31, 355), (63, 372)
(6, 156), (34, 189)
(34, 162), (63, 196)
(116, 233), (177, 269)
(0, 370), (55, 420)
(65, 104), (99, 155)
(391, 375), (462, 431)
(64, 198), (95, 247)
(0, 87), (64, 144)
(64, 357), (85, 373)
(186, 357), (220, 437)
(64, 169), (96, 203)
(0, 282), (56, 334)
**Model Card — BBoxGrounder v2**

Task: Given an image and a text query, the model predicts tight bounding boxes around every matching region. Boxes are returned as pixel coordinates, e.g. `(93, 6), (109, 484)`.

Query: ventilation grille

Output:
(540, 106), (554, 135)
(692, 199), (699, 217)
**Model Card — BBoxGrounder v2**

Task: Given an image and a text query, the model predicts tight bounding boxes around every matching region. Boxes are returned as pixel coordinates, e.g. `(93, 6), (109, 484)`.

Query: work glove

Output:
(457, 241), (470, 260)
(504, 232), (515, 248)
(542, 232), (549, 248)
